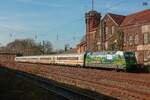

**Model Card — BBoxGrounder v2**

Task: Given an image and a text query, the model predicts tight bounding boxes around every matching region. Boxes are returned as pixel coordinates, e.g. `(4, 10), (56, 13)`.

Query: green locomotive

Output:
(84, 51), (137, 70)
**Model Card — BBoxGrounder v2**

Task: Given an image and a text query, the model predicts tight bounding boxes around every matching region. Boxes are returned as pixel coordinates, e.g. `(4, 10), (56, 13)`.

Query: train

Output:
(15, 51), (137, 71)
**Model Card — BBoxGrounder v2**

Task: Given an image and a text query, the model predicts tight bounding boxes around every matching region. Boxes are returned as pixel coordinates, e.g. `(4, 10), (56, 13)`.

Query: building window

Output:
(124, 36), (126, 45)
(126, 35), (129, 45)
(142, 25), (150, 33)
(105, 41), (108, 50)
(142, 25), (147, 33)
(135, 34), (138, 45)
(105, 27), (108, 34)
(129, 35), (133, 45)
(144, 33), (148, 44)
(112, 26), (115, 34)
(148, 25), (150, 31)
(144, 51), (148, 61)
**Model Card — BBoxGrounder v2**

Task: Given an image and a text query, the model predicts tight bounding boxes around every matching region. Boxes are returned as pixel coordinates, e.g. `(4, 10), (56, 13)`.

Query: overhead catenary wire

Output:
(0, 1), (129, 36)
(0, 0), (143, 47)
(102, 0), (129, 11)
(0, 0), (129, 49)
(1, 1), (128, 33)
(51, 0), (130, 45)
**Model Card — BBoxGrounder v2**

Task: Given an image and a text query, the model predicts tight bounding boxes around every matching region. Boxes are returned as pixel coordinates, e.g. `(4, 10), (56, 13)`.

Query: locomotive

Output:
(15, 51), (137, 70)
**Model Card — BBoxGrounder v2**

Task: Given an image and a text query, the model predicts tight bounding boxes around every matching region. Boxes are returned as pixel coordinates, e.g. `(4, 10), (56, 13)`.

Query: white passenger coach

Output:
(15, 53), (85, 66)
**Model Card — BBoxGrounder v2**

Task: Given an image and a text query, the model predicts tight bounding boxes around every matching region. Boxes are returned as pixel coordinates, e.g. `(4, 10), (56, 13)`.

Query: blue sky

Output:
(0, 0), (149, 50)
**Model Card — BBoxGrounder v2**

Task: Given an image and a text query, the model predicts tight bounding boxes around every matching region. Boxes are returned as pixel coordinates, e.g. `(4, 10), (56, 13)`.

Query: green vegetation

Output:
(108, 31), (124, 51)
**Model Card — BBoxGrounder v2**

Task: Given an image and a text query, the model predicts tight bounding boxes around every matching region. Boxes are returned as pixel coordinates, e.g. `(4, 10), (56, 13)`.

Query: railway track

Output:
(1, 61), (150, 100)
(50, 66), (150, 88)
(32, 64), (150, 91)
(1, 67), (114, 100)
(15, 71), (97, 100)
(37, 67), (150, 100)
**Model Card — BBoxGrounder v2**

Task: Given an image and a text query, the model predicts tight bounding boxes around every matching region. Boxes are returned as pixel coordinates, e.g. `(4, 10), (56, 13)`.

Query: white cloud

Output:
(16, 0), (65, 8)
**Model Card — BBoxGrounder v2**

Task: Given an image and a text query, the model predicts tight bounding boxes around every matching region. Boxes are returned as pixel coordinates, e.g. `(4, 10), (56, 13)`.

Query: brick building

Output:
(85, 10), (101, 52)
(77, 40), (87, 53)
(77, 10), (101, 53)
(102, 9), (150, 65)
(120, 9), (150, 65)
(101, 13), (125, 50)
(77, 9), (150, 65)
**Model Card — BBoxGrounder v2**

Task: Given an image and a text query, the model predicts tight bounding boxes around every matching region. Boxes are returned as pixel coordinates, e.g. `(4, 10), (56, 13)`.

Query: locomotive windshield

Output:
(124, 52), (137, 65)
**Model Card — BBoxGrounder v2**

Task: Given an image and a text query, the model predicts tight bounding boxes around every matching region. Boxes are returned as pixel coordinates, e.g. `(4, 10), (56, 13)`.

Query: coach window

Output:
(144, 33), (148, 44)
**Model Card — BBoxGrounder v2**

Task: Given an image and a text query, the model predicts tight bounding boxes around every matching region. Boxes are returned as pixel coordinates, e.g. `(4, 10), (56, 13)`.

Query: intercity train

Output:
(15, 51), (137, 70)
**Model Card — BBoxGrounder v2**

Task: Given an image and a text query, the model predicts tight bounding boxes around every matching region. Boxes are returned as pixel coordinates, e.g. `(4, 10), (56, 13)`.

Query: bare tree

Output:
(4, 39), (53, 56)
(42, 41), (53, 54)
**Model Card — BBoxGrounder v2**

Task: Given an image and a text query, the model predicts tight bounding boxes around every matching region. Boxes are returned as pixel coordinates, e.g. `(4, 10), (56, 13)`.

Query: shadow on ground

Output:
(0, 65), (117, 100)
(0, 67), (67, 100)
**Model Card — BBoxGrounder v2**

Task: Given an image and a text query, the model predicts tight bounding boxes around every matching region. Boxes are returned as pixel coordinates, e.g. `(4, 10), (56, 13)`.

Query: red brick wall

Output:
(77, 42), (87, 54)
(85, 11), (101, 52)
(103, 15), (119, 50)
(121, 22), (150, 65)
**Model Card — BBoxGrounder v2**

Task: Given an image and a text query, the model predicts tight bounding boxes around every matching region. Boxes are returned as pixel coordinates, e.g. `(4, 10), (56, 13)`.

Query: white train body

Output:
(15, 53), (85, 66)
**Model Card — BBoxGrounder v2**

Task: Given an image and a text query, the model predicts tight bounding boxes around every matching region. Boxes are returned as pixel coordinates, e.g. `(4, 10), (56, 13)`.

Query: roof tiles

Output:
(121, 9), (150, 26)
(108, 13), (125, 25)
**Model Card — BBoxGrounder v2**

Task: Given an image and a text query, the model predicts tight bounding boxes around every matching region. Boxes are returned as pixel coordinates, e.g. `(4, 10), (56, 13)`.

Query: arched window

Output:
(135, 34), (138, 45)
(144, 33), (148, 44)
(129, 35), (133, 45)
(112, 26), (115, 34)
(105, 27), (108, 34)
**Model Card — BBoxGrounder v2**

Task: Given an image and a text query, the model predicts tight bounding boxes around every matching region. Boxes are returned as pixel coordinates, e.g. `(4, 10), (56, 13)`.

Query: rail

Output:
(2, 67), (116, 100)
